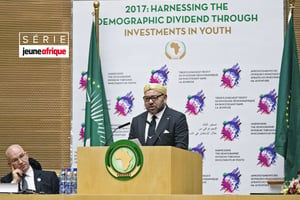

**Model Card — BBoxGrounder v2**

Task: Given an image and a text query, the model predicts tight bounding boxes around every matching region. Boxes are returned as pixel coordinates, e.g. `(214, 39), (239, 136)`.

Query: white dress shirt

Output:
(145, 106), (166, 142)
(23, 166), (36, 191)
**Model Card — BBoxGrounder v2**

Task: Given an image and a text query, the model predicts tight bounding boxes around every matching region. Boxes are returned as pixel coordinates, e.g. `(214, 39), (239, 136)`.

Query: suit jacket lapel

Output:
(139, 112), (147, 145)
(156, 107), (170, 137)
(33, 169), (41, 193)
(147, 106), (170, 145)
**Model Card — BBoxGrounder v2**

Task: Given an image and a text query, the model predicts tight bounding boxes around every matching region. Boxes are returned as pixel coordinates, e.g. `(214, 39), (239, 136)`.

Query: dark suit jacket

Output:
(128, 106), (189, 149)
(0, 169), (59, 194)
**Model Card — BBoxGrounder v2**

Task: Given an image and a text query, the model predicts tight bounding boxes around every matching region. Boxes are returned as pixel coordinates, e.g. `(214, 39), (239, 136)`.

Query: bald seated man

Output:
(128, 83), (189, 149)
(0, 144), (59, 194)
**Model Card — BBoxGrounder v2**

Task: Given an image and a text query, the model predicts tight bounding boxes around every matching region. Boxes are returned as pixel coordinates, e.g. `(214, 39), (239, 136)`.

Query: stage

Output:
(0, 194), (298, 200)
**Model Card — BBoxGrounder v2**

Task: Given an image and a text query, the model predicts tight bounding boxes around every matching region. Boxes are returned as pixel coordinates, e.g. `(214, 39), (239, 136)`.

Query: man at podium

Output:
(128, 83), (189, 149)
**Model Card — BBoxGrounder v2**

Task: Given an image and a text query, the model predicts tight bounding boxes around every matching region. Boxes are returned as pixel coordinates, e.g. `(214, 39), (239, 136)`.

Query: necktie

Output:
(148, 115), (157, 138)
(21, 175), (28, 192)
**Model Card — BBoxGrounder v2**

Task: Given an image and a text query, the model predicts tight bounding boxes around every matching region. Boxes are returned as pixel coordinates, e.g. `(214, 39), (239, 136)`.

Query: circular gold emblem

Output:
(105, 140), (143, 180)
(165, 40), (186, 59)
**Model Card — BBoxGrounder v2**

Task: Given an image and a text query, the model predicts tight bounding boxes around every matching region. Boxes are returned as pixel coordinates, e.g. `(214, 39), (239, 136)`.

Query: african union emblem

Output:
(105, 140), (143, 180)
(165, 40), (186, 59)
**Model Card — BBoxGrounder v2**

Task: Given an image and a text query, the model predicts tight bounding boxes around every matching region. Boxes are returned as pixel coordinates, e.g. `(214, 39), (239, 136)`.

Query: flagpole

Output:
(287, 0), (295, 27)
(289, 0), (295, 10)
(93, 1), (100, 52)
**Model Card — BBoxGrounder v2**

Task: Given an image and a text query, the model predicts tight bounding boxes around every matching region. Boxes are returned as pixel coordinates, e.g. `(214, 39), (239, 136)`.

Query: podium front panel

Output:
(77, 146), (202, 194)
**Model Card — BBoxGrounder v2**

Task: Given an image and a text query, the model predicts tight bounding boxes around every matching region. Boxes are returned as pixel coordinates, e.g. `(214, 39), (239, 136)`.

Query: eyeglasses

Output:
(10, 152), (27, 164)
(143, 94), (164, 102)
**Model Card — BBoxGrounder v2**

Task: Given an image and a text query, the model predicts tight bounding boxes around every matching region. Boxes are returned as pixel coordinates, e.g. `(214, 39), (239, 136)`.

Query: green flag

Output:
(84, 21), (113, 146)
(275, 11), (300, 182)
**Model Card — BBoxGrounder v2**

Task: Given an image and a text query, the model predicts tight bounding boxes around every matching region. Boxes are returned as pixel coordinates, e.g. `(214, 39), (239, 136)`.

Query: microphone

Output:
(112, 122), (130, 134)
(118, 122), (130, 129)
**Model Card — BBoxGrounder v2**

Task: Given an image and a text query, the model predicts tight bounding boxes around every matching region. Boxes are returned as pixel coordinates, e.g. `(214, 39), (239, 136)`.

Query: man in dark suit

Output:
(128, 83), (189, 149)
(0, 144), (59, 194)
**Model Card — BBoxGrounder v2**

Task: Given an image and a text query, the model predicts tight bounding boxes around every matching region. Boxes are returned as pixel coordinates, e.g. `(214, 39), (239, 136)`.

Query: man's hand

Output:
(11, 166), (23, 184)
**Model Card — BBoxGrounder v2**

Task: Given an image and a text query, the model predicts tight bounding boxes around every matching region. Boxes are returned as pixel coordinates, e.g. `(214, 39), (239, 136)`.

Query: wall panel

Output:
(0, 0), (300, 181)
(0, 0), (71, 175)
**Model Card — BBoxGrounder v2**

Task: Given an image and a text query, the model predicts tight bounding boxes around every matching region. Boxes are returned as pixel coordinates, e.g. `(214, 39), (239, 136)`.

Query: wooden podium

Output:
(77, 146), (202, 194)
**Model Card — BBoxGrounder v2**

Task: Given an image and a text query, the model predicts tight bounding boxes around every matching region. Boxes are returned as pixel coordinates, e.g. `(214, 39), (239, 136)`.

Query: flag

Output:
(275, 11), (300, 182)
(84, 21), (113, 146)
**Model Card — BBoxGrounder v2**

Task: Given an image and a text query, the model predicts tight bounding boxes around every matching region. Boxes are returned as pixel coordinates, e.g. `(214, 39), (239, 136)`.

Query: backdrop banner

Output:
(72, 0), (284, 194)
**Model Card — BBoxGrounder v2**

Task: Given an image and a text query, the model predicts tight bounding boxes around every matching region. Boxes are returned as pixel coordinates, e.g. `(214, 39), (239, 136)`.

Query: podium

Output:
(77, 146), (202, 194)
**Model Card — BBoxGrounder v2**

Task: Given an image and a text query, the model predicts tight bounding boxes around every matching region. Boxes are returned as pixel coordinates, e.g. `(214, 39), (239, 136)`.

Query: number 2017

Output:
(125, 5), (147, 13)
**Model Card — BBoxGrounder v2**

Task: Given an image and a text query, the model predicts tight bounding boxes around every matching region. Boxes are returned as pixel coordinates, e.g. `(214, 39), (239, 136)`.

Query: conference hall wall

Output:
(0, 0), (299, 195)
(0, 1), (71, 176)
(72, 0), (300, 195)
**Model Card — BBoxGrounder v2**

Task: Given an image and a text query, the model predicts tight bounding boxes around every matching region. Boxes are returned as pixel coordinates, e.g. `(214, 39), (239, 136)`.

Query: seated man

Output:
(0, 144), (59, 194)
